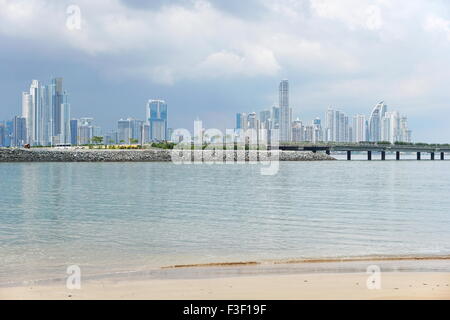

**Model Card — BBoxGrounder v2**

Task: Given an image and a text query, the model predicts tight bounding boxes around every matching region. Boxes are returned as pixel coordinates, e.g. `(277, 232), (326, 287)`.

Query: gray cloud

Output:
(1, 0), (450, 142)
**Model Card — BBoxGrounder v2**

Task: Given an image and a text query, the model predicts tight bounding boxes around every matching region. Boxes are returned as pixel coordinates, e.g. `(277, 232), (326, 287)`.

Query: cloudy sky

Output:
(1, 0), (450, 142)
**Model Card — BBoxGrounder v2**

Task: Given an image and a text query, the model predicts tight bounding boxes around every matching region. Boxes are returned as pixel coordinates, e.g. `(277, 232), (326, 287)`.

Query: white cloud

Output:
(310, 0), (384, 31)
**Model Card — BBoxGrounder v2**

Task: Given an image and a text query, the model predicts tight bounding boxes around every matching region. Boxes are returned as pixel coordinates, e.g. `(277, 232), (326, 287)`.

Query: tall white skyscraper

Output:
(279, 80), (291, 142)
(352, 115), (366, 142)
(369, 101), (387, 142)
(21, 92), (33, 144)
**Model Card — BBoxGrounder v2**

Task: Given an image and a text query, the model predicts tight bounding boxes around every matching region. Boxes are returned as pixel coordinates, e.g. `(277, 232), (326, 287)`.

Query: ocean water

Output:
(1, 160), (450, 284)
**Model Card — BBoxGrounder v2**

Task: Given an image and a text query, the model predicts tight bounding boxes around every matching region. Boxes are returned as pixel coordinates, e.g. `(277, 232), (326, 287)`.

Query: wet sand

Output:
(1, 272), (449, 300)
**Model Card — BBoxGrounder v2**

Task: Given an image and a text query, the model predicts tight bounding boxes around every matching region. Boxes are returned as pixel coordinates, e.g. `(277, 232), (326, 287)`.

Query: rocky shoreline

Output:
(0, 148), (336, 162)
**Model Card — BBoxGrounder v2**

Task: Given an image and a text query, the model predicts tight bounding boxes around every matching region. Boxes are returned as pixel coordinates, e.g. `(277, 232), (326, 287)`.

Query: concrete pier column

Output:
(347, 151), (351, 161)
(431, 152), (435, 160)
(396, 151), (400, 160)
(368, 151), (372, 161)
(417, 152), (421, 160)
(441, 152), (445, 160)
(381, 151), (386, 161)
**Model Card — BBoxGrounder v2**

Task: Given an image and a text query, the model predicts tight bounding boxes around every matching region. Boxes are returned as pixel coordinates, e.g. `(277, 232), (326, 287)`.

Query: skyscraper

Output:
(12, 116), (27, 147)
(279, 80), (291, 142)
(368, 101), (387, 142)
(118, 118), (145, 144)
(21, 91), (32, 144)
(52, 77), (64, 137)
(70, 119), (78, 145)
(146, 100), (168, 141)
(353, 115), (366, 143)
(21, 78), (70, 146)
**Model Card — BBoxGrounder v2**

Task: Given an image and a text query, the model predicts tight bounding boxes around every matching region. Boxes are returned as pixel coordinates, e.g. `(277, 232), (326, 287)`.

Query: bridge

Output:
(273, 144), (450, 160)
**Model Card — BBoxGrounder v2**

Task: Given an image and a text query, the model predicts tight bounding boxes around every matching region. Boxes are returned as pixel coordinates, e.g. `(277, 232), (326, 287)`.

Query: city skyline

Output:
(236, 80), (412, 144)
(2, 1), (450, 142)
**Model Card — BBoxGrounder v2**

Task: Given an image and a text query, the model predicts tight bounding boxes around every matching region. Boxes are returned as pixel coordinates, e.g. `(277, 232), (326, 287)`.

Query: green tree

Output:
(91, 136), (103, 145)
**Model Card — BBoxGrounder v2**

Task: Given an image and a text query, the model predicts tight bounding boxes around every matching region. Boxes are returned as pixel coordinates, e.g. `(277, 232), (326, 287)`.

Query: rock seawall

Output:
(0, 148), (335, 162)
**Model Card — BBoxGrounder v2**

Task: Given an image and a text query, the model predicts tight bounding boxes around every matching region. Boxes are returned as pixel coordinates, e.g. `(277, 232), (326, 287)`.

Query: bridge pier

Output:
(431, 152), (435, 160)
(347, 151), (351, 160)
(367, 151), (372, 161)
(441, 152), (445, 160)
(417, 152), (421, 160)
(381, 151), (386, 161)
(396, 151), (400, 160)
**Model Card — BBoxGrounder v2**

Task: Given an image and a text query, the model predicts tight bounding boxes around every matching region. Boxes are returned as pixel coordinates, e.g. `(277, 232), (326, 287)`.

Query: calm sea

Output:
(1, 159), (450, 284)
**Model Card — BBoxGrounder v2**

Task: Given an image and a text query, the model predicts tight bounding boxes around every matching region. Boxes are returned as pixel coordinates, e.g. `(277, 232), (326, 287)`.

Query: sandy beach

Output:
(2, 271), (449, 300)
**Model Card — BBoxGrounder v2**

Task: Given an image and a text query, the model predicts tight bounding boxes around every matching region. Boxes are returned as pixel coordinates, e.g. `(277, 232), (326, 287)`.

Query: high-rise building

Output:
(70, 119), (78, 145)
(146, 100), (168, 141)
(291, 119), (304, 142)
(247, 112), (258, 129)
(279, 80), (291, 142)
(368, 101), (387, 142)
(352, 115), (366, 142)
(52, 77), (64, 137)
(118, 118), (145, 144)
(312, 118), (323, 143)
(78, 118), (94, 145)
(21, 78), (70, 146)
(21, 91), (33, 144)
(59, 95), (71, 145)
(12, 116), (27, 147)
(271, 106), (280, 130)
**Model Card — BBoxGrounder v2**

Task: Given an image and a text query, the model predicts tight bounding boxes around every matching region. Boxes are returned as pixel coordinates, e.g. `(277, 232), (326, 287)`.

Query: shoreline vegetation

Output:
(0, 147), (335, 162)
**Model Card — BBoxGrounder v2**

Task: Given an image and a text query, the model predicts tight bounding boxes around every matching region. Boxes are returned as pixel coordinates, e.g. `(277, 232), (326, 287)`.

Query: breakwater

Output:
(0, 148), (335, 162)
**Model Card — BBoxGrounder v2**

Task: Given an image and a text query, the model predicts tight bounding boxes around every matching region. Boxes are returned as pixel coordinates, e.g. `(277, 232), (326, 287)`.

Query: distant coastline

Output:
(0, 148), (335, 162)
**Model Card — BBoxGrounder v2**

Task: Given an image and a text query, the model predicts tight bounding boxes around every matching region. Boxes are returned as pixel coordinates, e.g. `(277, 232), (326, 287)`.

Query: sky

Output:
(1, 0), (450, 142)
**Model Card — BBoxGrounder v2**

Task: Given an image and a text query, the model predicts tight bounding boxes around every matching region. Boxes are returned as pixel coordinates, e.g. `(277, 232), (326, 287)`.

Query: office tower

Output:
(271, 106), (280, 130)
(291, 119), (304, 142)
(381, 111), (401, 143)
(313, 118), (323, 143)
(353, 115), (366, 143)
(40, 84), (53, 146)
(325, 108), (334, 142)
(260, 110), (271, 124)
(12, 116), (27, 147)
(118, 118), (144, 144)
(304, 125), (314, 142)
(70, 119), (78, 145)
(325, 108), (344, 142)
(78, 118), (94, 145)
(381, 114), (391, 142)
(247, 112), (257, 129)
(146, 100), (168, 141)
(52, 77), (64, 137)
(236, 113), (244, 130)
(167, 128), (174, 142)
(21, 92), (32, 144)
(369, 101), (387, 142)
(103, 131), (117, 145)
(279, 80), (291, 142)
(56, 93), (71, 145)
(399, 116), (412, 143)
